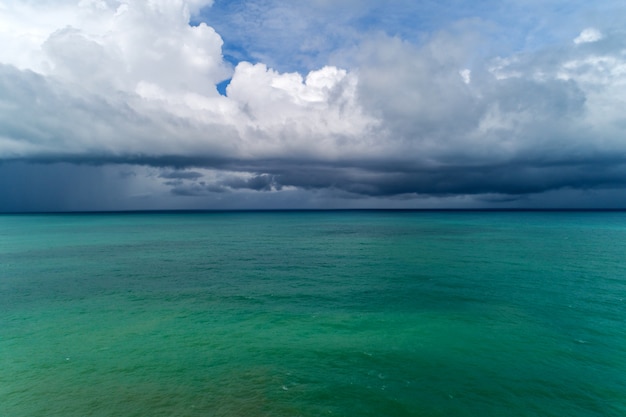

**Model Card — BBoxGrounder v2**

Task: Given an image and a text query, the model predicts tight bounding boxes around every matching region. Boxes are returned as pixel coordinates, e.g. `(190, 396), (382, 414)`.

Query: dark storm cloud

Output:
(223, 174), (281, 191)
(159, 170), (204, 180)
(0, 161), (117, 212)
(170, 182), (228, 196)
(221, 156), (626, 198)
(164, 172), (281, 196)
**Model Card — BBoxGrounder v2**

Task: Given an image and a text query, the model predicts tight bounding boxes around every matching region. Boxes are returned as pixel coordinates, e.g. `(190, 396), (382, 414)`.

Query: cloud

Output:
(159, 170), (204, 180)
(574, 28), (603, 44)
(2, 0), (626, 210)
(0, 161), (150, 212)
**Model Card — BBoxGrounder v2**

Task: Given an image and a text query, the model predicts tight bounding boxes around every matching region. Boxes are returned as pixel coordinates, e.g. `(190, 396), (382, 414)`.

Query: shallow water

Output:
(1, 211), (625, 416)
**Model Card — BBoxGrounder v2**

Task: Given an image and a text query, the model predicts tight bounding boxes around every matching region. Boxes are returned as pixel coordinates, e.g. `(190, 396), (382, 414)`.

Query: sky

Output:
(1, 0), (626, 211)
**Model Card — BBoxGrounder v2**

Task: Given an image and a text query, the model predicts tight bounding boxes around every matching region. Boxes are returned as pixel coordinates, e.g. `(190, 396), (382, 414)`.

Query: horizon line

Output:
(2, 208), (626, 215)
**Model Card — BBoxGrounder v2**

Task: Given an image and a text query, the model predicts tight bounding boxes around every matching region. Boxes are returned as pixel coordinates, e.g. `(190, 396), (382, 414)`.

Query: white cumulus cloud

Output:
(0, 0), (376, 163)
(574, 28), (603, 45)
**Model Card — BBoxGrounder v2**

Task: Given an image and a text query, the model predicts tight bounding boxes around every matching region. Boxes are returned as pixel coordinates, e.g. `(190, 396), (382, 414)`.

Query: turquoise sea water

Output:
(1, 211), (625, 417)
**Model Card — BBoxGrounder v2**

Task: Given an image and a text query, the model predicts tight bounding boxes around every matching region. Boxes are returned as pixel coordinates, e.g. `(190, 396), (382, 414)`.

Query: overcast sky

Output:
(1, 0), (626, 211)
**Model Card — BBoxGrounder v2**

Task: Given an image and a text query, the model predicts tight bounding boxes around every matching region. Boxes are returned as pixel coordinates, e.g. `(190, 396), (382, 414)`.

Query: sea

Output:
(1, 210), (625, 417)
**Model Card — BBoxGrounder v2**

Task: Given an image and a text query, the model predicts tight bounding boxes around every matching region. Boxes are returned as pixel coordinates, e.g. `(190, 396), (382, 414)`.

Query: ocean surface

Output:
(1, 210), (625, 417)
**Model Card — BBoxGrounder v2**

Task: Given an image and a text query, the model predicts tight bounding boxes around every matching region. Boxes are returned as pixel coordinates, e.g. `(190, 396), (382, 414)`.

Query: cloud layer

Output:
(1, 0), (626, 210)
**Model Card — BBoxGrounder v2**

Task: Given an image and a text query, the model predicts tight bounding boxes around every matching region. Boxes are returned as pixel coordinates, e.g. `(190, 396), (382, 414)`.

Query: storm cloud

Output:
(1, 0), (626, 211)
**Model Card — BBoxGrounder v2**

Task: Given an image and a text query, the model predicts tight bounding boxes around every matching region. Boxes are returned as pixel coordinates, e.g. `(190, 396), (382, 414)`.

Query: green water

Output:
(1, 211), (625, 416)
